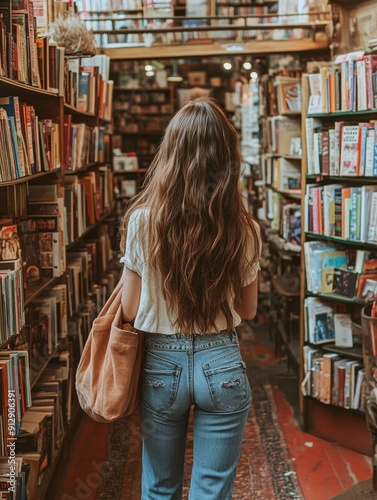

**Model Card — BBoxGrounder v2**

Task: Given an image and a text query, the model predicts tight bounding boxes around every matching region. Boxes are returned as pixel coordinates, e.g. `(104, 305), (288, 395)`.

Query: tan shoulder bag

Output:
(75, 278), (143, 423)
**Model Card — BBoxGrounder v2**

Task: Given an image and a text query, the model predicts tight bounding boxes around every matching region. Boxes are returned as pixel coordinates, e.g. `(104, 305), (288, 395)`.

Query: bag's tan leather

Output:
(75, 279), (143, 423)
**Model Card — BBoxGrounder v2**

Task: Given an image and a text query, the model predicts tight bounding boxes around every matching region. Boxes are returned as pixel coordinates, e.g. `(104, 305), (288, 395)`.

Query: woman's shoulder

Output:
(129, 207), (150, 225)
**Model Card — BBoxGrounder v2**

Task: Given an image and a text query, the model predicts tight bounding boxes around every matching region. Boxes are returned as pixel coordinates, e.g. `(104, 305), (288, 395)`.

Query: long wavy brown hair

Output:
(120, 97), (260, 334)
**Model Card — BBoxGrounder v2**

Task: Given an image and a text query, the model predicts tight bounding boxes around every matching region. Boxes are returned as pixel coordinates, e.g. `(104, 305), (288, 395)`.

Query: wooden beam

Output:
(98, 39), (330, 60)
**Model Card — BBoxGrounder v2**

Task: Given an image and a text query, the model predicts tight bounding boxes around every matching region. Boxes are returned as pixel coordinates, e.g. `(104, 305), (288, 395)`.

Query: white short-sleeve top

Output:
(120, 208), (260, 335)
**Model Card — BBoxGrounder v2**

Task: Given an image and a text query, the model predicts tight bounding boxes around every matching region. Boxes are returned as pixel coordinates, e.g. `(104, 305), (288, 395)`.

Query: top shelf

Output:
(308, 109), (377, 119)
(0, 76), (61, 118)
(100, 38), (330, 60)
(113, 87), (171, 92)
(0, 76), (59, 100)
(94, 20), (329, 35)
(216, 1), (278, 6)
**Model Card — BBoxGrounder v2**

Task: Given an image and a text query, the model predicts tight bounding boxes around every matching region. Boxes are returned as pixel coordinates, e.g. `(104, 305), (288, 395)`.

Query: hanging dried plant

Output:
(48, 12), (96, 56)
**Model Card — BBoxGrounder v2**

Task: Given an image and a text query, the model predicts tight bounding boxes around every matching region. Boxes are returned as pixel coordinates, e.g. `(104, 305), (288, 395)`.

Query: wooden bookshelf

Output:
(299, 51), (377, 455)
(99, 38), (330, 60)
(0, 41), (116, 498)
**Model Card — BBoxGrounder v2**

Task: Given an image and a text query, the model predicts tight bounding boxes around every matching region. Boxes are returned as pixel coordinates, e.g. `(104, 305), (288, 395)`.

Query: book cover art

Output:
(19, 231), (42, 288)
(313, 311), (335, 344)
(358, 277), (377, 300)
(332, 268), (358, 298)
(340, 125), (359, 176)
(334, 313), (353, 348)
(321, 250), (348, 293)
(0, 223), (22, 261)
(24, 309), (50, 372)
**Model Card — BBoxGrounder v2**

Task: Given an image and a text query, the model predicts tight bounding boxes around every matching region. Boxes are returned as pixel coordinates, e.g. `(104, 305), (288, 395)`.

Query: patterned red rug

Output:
(96, 325), (303, 499)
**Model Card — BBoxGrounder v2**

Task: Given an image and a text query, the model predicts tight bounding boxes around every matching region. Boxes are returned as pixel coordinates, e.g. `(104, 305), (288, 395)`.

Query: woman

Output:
(119, 97), (261, 499)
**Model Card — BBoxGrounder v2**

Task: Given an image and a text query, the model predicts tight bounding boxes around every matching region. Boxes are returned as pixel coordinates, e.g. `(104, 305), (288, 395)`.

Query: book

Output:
(304, 241), (335, 293)
(18, 229), (42, 289)
(337, 363), (347, 407)
(365, 128), (376, 176)
(38, 232), (61, 278)
(0, 96), (29, 176)
(305, 297), (335, 344)
(331, 358), (347, 405)
(344, 360), (361, 409)
(0, 223), (22, 261)
(334, 313), (353, 348)
(364, 54), (377, 110)
(339, 125), (359, 176)
(353, 368), (365, 409)
(321, 250), (348, 294)
(332, 268), (358, 298)
(319, 353), (339, 405)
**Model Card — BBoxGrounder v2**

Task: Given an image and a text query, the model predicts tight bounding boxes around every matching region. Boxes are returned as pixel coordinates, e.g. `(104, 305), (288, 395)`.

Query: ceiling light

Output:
(145, 64), (153, 71)
(243, 62), (252, 70)
(167, 75), (183, 82)
(223, 62), (233, 70)
(146, 71), (155, 77)
(167, 60), (183, 82)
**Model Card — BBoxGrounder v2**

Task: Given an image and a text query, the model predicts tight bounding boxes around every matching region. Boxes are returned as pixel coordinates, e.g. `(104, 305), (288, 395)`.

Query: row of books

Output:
(0, 96), (60, 180)
(264, 189), (301, 246)
(0, 223), (114, 342)
(114, 92), (171, 107)
(0, 258), (24, 341)
(0, 0), (41, 87)
(218, 6), (272, 17)
(261, 156), (301, 191)
(65, 58), (114, 120)
(114, 114), (169, 134)
(274, 76), (302, 115)
(0, 350), (31, 438)
(0, 260), (115, 444)
(16, 369), (69, 498)
(115, 179), (137, 198)
(304, 296), (355, 346)
(304, 241), (377, 299)
(0, 0), (65, 94)
(118, 102), (173, 115)
(0, 350), (69, 492)
(78, 0), (280, 17)
(306, 119), (377, 177)
(4, 264), (118, 497)
(305, 184), (377, 243)
(0, 200), (65, 298)
(262, 115), (301, 157)
(63, 117), (111, 171)
(0, 259), (68, 350)
(307, 50), (377, 114)
(14, 176), (111, 255)
(117, 135), (159, 156)
(302, 346), (366, 411)
(0, 455), (26, 498)
(76, 0), (142, 11)
(88, 23), (309, 49)
(64, 169), (113, 244)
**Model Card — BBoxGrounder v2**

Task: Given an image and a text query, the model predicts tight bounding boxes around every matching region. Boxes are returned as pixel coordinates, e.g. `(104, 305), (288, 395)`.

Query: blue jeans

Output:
(140, 330), (252, 500)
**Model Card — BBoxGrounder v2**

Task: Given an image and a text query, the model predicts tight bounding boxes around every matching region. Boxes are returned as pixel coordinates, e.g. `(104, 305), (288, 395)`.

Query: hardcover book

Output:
(19, 231), (42, 288)
(332, 268), (358, 298)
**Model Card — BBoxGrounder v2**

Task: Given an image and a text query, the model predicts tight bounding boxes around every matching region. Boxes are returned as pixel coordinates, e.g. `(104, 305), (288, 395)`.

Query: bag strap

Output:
(98, 278), (123, 318)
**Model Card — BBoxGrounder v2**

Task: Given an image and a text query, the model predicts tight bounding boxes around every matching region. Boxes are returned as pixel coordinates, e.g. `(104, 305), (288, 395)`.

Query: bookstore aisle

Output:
(53, 319), (373, 500)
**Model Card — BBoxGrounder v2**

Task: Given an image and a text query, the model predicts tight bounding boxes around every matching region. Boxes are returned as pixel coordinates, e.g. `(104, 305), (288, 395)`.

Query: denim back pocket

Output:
(143, 352), (182, 411)
(203, 350), (250, 411)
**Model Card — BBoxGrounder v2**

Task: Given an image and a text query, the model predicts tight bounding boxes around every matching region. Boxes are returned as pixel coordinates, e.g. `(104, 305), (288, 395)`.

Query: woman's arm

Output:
(121, 266), (142, 323)
(234, 276), (258, 320)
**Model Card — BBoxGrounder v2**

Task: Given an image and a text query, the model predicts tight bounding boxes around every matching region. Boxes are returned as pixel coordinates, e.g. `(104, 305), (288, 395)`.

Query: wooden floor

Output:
(53, 322), (373, 500)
